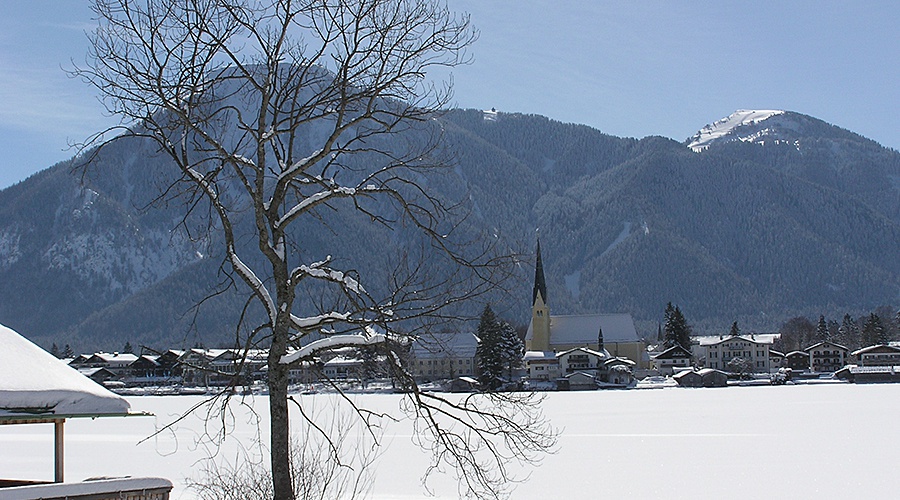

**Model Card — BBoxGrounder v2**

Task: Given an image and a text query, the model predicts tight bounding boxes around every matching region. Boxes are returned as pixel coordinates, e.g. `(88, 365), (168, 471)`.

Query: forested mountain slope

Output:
(1, 108), (897, 350)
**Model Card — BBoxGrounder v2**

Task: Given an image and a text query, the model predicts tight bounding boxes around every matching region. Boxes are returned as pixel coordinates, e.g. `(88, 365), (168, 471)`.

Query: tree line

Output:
(775, 306), (900, 353)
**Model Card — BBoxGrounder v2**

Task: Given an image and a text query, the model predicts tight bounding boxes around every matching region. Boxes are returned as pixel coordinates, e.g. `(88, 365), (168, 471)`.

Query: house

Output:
(785, 351), (811, 371)
(673, 368), (728, 388)
(558, 371), (598, 391)
(651, 344), (693, 375)
(409, 332), (478, 382)
(769, 350), (785, 369)
(321, 355), (362, 380)
(556, 347), (608, 374)
(698, 334), (774, 373)
(673, 369), (702, 387)
(836, 365), (900, 384)
(698, 368), (729, 387)
(523, 351), (559, 381)
(82, 352), (140, 378)
(524, 240), (645, 371)
(852, 345), (900, 367)
(600, 357), (635, 385)
(804, 341), (849, 373)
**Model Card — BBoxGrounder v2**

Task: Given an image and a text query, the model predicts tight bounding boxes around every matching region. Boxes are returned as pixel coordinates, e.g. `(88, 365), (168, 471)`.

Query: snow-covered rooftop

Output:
(694, 333), (779, 346)
(687, 110), (785, 151)
(0, 323), (131, 418)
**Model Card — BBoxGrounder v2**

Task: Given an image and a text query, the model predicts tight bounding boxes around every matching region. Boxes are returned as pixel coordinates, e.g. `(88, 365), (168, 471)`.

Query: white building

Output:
(409, 332), (478, 381)
(697, 334), (774, 373)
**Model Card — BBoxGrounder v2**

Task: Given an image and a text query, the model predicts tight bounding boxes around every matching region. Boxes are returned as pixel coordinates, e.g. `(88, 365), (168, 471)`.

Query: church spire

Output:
(532, 238), (547, 306)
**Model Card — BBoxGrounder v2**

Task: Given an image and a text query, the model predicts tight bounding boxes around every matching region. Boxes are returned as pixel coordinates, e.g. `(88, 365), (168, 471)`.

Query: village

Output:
(63, 244), (900, 394)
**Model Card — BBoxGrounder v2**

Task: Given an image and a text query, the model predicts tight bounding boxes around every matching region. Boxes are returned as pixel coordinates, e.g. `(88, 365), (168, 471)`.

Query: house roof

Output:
(526, 313), (640, 346)
(695, 334), (777, 346)
(804, 341), (848, 352)
(87, 352), (139, 365)
(556, 346), (609, 359)
(524, 350), (557, 362)
(852, 344), (900, 356)
(653, 345), (692, 360)
(0, 324), (131, 420)
(411, 332), (478, 359)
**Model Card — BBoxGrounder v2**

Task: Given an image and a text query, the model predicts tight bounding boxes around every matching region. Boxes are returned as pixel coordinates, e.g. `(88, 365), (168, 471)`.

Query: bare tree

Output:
(74, 0), (554, 498)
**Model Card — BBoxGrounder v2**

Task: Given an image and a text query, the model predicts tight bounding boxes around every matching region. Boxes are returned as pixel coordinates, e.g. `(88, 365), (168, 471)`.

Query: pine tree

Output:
(663, 303), (692, 354)
(840, 314), (861, 350)
(50, 343), (60, 358)
(498, 321), (524, 381)
(476, 305), (504, 391)
(62, 344), (74, 358)
(815, 315), (829, 342)
(123, 341), (134, 354)
(358, 345), (379, 388)
(862, 313), (887, 347)
(729, 321), (740, 337)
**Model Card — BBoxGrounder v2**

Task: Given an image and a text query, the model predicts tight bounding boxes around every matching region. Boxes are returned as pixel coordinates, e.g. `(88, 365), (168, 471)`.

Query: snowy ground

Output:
(2, 383), (898, 499)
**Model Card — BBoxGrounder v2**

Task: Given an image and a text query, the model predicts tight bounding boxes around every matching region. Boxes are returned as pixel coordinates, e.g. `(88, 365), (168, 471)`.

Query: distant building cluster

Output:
(61, 243), (900, 393)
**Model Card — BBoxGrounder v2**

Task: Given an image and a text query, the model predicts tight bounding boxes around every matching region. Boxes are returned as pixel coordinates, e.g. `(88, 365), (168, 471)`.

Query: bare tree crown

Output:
(75, 1), (553, 499)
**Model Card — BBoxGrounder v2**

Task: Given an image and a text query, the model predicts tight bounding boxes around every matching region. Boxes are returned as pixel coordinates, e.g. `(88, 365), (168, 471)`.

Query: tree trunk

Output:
(269, 344), (292, 499)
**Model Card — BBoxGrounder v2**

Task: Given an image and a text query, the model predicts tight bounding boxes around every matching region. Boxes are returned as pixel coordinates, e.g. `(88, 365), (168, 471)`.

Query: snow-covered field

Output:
(2, 384), (898, 499)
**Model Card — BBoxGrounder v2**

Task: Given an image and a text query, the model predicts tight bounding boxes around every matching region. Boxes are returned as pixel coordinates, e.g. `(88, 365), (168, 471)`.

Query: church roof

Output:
(526, 313), (640, 346)
(532, 239), (547, 305)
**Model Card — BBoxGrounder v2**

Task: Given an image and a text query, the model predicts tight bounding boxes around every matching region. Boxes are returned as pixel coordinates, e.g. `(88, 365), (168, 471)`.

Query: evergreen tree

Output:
(862, 313), (887, 347)
(358, 345), (380, 388)
(827, 320), (840, 342)
(50, 343), (60, 358)
(815, 315), (829, 342)
(664, 303), (693, 352)
(498, 321), (524, 381)
(475, 305), (504, 391)
(62, 344), (74, 358)
(840, 314), (861, 350)
(123, 341), (134, 354)
(729, 321), (740, 337)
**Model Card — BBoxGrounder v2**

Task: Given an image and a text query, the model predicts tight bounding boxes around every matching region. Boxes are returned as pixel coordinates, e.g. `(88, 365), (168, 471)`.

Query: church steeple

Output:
(533, 239), (547, 306)
(528, 237), (551, 352)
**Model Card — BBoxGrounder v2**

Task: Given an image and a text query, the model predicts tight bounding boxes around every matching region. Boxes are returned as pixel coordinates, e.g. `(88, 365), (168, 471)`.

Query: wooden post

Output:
(54, 419), (65, 483)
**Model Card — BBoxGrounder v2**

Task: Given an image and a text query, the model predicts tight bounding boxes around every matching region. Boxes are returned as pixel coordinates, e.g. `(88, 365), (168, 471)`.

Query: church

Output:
(524, 241), (647, 369)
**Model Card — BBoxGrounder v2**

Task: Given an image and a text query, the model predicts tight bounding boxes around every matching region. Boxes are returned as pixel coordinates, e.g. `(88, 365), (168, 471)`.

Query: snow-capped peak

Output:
(687, 110), (785, 152)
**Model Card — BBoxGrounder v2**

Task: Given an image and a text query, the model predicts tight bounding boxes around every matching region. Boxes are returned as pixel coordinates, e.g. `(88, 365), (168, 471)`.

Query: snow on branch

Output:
(295, 258), (365, 294)
(275, 185), (357, 229)
(289, 311), (351, 331)
(280, 332), (386, 365)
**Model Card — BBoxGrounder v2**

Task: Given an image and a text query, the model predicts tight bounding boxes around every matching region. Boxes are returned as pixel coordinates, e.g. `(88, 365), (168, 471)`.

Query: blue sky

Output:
(1, 1), (898, 189)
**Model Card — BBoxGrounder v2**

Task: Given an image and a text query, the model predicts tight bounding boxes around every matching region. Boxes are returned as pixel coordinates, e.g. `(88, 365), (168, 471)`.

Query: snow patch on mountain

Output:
(564, 270), (581, 299)
(0, 228), (21, 271)
(687, 110), (785, 152)
(601, 221), (633, 258)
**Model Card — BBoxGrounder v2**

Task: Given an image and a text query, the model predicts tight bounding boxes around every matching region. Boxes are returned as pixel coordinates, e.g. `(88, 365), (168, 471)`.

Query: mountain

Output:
(0, 108), (898, 350)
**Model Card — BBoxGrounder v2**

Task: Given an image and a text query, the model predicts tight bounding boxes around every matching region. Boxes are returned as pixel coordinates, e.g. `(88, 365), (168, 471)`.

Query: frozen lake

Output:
(2, 383), (897, 499)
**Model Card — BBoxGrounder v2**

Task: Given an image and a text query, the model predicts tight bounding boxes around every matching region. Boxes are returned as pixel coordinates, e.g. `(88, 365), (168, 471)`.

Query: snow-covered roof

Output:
(804, 341), (848, 352)
(653, 345), (692, 359)
(410, 332), (478, 359)
(526, 313), (640, 346)
(687, 109), (785, 151)
(0, 324), (131, 419)
(556, 346), (609, 359)
(524, 350), (557, 362)
(852, 344), (900, 356)
(88, 352), (139, 366)
(695, 334), (777, 346)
